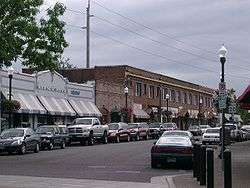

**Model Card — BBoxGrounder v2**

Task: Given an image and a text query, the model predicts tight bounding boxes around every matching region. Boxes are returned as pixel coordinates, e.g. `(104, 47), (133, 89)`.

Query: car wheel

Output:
(102, 132), (108, 144)
(61, 141), (66, 149)
(151, 159), (158, 168)
(127, 135), (130, 142)
(18, 144), (26, 155)
(116, 135), (120, 143)
(34, 143), (40, 153)
(88, 134), (94, 146)
(136, 134), (140, 141)
(48, 143), (54, 150)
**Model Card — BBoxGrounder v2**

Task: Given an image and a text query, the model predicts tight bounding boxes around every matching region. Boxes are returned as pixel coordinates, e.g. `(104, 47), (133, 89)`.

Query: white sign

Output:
(219, 93), (227, 109)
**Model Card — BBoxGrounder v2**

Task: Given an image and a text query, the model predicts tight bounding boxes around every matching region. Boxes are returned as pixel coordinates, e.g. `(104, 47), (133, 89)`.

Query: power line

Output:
(92, 0), (250, 72)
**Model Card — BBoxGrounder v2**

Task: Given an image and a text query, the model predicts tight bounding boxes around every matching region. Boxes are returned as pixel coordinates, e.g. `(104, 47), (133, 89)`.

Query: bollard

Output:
(207, 148), (214, 188)
(193, 143), (198, 178)
(196, 144), (201, 182)
(224, 149), (232, 188)
(200, 145), (206, 185)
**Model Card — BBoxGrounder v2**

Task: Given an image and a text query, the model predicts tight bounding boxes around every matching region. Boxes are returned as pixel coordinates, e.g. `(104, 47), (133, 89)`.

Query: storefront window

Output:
(136, 82), (142, 96)
(189, 93), (193, 105)
(171, 90), (176, 102)
(149, 85), (155, 99)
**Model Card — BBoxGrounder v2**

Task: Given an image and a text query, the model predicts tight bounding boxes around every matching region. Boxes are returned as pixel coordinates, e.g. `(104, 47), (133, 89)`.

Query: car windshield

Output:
(206, 128), (220, 133)
(200, 125), (210, 129)
(157, 137), (191, 146)
(189, 126), (199, 130)
(36, 127), (55, 134)
(149, 123), (161, 128)
(161, 123), (174, 128)
(72, 119), (92, 125)
(128, 124), (138, 129)
(108, 123), (119, 130)
(162, 131), (189, 137)
(0, 129), (24, 139)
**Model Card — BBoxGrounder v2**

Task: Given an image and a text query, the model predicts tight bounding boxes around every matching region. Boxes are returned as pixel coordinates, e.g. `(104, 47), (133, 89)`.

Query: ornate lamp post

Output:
(124, 86), (128, 123)
(8, 66), (14, 128)
(199, 97), (203, 125)
(166, 93), (170, 122)
(219, 45), (227, 159)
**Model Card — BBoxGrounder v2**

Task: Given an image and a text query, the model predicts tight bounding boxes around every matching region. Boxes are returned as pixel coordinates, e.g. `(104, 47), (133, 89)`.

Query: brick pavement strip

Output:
(0, 175), (174, 188)
(173, 141), (250, 188)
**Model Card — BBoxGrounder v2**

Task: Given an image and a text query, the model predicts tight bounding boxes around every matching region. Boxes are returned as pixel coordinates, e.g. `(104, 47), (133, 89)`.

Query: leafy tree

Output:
(58, 57), (77, 69)
(22, 2), (68, 71)
(0, 0), (43, 68)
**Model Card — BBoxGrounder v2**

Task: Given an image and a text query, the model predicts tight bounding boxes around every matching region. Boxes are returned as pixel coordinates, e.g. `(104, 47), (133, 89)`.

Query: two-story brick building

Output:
(58, 65), (215, 129)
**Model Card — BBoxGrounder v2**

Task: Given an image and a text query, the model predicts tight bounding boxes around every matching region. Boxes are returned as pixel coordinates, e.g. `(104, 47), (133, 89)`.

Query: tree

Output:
(22, 2), (68, 71)
(0, 0), (43, 68)
(58, 57), (77, 69)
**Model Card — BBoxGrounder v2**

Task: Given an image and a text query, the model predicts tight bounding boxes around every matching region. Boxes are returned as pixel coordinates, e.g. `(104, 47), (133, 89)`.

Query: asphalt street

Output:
(0, 140), (190, 183)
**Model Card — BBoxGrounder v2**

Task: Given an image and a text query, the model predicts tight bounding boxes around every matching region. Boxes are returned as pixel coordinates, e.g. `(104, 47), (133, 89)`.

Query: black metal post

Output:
(158, 87), (162, 123)
(207, 148), (214, 188)
(200, 145), (207, 185)
(125, 92), (128, 123)
(224, 149), (232, 188)
(220, 56), (226, 160)
(8, 74), (12, 128)
(193, 143), (198, 178)
(196, 143), (201, 182)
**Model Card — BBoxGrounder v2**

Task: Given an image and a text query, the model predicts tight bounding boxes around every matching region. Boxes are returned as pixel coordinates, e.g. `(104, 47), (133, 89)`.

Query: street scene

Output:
(1, 0), (250, 188)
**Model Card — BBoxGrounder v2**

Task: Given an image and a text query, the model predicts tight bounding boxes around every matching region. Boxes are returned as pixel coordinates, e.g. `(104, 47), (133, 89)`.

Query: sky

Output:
(16, 0), (250, 95)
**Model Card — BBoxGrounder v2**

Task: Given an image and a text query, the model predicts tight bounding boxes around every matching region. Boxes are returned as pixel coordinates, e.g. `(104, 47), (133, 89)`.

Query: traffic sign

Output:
(228, 105), (236, 114)
(219, 93), (227, 109)
(219, 82), (226, 92)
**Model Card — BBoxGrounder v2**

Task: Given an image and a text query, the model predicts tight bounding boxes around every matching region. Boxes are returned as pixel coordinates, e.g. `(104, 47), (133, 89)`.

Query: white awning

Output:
(68, 99), (102, 117)
(133, 108), (150, 119)
(38, 96), (76, 116)
(2, 91), (46, 114)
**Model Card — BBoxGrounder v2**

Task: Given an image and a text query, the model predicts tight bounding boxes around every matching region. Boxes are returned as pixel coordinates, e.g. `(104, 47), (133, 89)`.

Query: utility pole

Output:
(86, 0), (90, 68)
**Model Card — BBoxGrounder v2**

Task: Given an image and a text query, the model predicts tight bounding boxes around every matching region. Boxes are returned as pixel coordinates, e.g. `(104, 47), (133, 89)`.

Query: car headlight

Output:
(11, 140), (22, 145)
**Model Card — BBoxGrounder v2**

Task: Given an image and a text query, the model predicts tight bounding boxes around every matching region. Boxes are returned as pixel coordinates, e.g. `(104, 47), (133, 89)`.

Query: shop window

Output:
(189, 93), (193, 105)
(171, 90), (176, 102)
(177, 91), (181, 103)
(135, 82), (142, 96)
(156, 87), (160, 97)
(183, 92), (187, 104)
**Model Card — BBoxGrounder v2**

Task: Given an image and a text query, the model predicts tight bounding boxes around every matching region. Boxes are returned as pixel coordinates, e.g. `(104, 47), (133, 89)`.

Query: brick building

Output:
(57, 65), (215, 129)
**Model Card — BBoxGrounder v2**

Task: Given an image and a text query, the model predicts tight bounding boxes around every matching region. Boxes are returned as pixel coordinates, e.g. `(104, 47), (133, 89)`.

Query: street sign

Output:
(219, 82), (226, 92)
(228, 105), (236, 114)
(219, 93), (227, 109)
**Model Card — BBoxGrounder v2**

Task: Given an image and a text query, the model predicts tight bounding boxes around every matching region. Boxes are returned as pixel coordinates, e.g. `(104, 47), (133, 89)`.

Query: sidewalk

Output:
(173, 141), (250, 188)
(0, 175), (173, 188)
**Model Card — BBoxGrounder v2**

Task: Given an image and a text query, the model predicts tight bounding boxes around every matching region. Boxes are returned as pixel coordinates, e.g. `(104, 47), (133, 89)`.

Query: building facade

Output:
(0, 70), (101, 132)
(59, 65), (216, 129)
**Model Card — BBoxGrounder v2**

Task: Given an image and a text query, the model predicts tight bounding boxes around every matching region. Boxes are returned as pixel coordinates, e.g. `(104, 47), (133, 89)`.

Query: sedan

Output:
(151, 136), (193, 168)
(0, 128), (40, 155)
(188, 125), (202, 136)
(162, 130), (196, 143)
(108, 122), (130, 143)
(202, 127), (220, 145)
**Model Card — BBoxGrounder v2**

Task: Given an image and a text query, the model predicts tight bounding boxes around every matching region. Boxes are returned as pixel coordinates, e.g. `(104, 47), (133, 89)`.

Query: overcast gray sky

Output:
(31, 0), (250, 95)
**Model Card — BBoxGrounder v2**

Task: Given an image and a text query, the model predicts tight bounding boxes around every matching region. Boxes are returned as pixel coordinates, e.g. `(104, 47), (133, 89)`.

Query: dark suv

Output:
(36, 125), (66, 150)
(128, 123), (149, 141)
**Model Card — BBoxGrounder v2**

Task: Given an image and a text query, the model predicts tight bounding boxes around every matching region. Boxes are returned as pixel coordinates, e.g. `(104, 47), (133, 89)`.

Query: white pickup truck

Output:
(67, 117), (109, 145)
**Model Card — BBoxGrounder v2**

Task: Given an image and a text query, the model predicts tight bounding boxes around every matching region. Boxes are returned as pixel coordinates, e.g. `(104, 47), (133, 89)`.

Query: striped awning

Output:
(2, 91), (46, 114)
(68, 99), (102, 117)
(133, 108), (150, 119)
(38, 96), (76, 116)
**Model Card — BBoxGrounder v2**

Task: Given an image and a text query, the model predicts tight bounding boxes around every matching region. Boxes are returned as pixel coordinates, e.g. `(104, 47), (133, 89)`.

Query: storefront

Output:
(0, 70), (101, 131)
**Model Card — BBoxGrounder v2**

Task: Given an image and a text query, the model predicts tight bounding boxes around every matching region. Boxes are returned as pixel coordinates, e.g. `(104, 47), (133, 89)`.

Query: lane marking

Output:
(88, 166), (106, 169)
(116, 170), (141, 174)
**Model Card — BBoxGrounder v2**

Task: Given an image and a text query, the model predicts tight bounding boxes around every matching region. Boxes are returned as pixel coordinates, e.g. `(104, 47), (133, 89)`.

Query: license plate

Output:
(167, 157), (176, 163)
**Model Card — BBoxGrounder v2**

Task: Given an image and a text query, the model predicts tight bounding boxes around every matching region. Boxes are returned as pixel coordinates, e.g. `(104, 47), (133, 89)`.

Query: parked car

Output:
(57, 125), (70, 145)
(199, 125), (211, 134)
(0, 128), (40, 155)
(162, 130), (195, 143)
(159, 123), (177, 135)
(148, 122), (162, 139)
(202, 127), (221, 145)
(188, 125), (202, 136)
(241, 125), (250, 140)
(108, 122), (130, 143)
(36, 125), (66, 150)
(68, 117), (109, 145)
(225, 123), (243, 142)
(151, 136), (193, 168)
(128, 123), (149, 141)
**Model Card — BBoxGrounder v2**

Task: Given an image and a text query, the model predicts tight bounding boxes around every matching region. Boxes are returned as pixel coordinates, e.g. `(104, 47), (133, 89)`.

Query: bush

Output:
(2, 100), (21, 112)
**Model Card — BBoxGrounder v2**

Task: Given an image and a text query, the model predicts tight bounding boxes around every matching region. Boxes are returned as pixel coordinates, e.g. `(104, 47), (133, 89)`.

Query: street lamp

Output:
(124, 86), (128, 123)
(199, 97), (203, 126)
(219, 45), (227, 160)
(166, 93), (170, 122)
(8, 65), (14, 128)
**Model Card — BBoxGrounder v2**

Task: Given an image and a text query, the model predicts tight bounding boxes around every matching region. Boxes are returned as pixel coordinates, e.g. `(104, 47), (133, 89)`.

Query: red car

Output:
(108, 122), (130, 143)
(128, 123), (149, 141)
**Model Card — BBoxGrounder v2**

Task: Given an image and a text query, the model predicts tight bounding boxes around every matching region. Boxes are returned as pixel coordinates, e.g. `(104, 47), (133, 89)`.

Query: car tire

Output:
(116, 135), (120, 143)
(88, 134), (94, 146)
(34, 143), (40, 153)
(61, 141), (66, 149)
(151, 159), (158, 168)
(18, 144), (26, 155)
(102, 132), (108, 144)
(48, 143), (54, 150)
